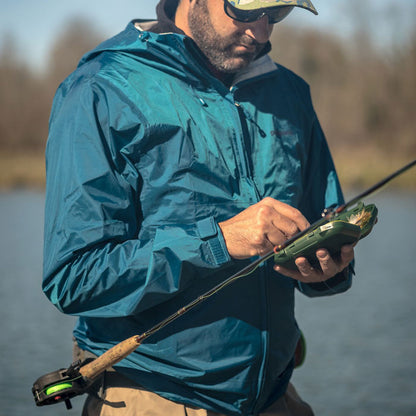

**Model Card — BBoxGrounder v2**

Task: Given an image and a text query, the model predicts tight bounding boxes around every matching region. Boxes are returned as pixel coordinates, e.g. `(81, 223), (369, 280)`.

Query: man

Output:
(43, 0), (355, 415)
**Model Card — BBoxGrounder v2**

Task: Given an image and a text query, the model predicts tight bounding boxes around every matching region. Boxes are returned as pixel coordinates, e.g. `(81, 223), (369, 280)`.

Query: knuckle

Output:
(257, 204), (273, 218)
(292, 208), (303, 219)
(292, 208), (308, 226)
(261, 197), (274, 204)
(249, 248), (260, 257)
(287, 222), (300, 236)
(252, 232), (265, 245)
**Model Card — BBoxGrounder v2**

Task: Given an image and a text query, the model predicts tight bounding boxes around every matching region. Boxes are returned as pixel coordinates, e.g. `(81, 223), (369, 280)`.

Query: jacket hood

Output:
(78, 21), (209, 87)
(77, 20), (278, 89)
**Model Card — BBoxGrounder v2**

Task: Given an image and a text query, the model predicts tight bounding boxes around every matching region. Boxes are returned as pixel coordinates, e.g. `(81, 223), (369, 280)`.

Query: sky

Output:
(1, 0), (415, 72)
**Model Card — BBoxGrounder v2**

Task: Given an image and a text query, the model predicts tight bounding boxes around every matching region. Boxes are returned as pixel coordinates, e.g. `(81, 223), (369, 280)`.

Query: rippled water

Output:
(0, 190), (415, 416)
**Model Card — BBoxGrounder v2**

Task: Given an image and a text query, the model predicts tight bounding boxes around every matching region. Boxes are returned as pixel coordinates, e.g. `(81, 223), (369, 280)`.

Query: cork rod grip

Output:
(79, 335), (142, 380)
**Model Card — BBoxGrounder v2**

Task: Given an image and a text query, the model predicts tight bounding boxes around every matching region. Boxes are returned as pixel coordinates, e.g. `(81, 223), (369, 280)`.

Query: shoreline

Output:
(1, 151), (415, 192)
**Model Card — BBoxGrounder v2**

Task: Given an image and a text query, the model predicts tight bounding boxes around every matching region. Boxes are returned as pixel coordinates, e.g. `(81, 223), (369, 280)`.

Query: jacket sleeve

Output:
(43, 76), (231, 318)
(296, 114), (353, 297)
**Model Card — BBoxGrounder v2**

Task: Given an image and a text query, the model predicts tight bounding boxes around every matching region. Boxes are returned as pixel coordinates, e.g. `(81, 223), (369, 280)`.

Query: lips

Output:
(237, 43), (257, 52)
(233, 39), (263, 57)
(234, 34), (263, 52)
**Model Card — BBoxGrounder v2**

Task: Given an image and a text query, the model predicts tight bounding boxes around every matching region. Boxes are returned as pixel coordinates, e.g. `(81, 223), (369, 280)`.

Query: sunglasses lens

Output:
(224, 3), (293, 24)
(224, 2), (256, 22)
(266, 6), (294, 23)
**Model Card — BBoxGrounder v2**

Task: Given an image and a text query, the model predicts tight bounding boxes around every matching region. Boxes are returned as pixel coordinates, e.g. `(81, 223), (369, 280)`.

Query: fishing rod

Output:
(32, 159), (415, 410)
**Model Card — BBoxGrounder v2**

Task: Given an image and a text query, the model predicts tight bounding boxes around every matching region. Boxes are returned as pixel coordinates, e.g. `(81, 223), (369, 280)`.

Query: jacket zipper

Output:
(233, 98), (271, 414)
(233, 101), (262, 204)
(234, 102), (252, 179)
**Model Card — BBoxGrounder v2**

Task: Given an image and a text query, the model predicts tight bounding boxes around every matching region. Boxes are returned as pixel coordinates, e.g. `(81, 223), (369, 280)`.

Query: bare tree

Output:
(47, 16), (104, 90)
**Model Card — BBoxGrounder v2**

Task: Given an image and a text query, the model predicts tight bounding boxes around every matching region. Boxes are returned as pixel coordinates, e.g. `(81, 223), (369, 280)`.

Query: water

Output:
(291, 190), (416, 416)
(0, 190), (415, 416)
(0, 192), (82, 416)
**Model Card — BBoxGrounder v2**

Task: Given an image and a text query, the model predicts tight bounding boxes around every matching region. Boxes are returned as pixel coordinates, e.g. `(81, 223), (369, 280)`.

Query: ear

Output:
(175, 0), (192, 36)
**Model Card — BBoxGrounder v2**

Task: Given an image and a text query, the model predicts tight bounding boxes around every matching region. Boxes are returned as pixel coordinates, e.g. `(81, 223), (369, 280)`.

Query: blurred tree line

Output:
(270, 22), (416, 187)
(0, 13), (415, 188)
(0, 18), (102, 153)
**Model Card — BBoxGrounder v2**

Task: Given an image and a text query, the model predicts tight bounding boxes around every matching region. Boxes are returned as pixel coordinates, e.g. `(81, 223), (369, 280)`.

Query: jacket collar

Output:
(150, 0), (184, 35)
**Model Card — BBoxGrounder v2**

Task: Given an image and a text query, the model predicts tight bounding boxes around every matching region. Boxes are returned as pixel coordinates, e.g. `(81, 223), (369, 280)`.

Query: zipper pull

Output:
(198, 97), (208, 107)
(234, 102), (266, 138)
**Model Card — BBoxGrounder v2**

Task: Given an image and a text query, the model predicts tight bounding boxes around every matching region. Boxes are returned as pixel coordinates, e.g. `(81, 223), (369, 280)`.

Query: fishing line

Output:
(32, 159), (416, 409)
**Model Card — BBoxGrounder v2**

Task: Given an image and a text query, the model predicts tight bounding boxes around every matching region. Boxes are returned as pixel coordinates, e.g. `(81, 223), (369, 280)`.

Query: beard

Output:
(187, 0), (266, 74)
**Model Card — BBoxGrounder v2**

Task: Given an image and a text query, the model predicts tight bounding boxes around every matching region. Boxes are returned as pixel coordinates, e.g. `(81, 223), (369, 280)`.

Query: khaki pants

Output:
(81, 372), (313, 416)
(74, 343), (314, 416)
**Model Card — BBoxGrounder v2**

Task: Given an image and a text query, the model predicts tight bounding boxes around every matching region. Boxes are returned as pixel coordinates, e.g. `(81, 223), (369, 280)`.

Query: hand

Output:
(274, 245), (355, 283)
(218, 198), (310, 259)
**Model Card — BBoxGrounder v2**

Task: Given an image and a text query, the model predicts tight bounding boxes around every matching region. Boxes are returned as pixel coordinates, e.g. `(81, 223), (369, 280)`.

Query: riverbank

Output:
(0, 150), (414, 191)
(333, 147), (415, 190)
(0, 153), (46, 190)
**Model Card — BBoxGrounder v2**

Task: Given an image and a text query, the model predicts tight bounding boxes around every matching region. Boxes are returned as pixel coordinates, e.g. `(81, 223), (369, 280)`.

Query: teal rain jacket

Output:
(43, 21), (352, 416)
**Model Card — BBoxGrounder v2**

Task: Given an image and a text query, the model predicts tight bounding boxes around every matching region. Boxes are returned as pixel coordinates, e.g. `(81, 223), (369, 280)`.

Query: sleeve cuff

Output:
(297, 263), (354, 297)
(196, 217), (231, 266)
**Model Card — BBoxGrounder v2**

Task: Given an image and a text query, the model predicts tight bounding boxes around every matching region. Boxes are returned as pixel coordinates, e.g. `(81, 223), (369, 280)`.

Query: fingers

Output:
(262, 198), (310, 237)
(274, 245), (354, 283)
(254, 199), (309, 250)
(219, 198), (310, 259)
(249, 205), (293, 252)
(340, 244), (355, 266)
(315, 249), (339, 277)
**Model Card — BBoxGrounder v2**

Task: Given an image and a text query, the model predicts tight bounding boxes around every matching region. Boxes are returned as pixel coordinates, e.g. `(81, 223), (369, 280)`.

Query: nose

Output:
(244, 15), (273, 44)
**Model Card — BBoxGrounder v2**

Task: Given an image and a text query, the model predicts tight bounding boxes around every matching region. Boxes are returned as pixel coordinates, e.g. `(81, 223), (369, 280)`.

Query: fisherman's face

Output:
(187, 0), (274, 73)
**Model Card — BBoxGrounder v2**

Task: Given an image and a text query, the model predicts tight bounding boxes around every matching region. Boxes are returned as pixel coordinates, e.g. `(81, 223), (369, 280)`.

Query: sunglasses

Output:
(223, 2), (294, 24)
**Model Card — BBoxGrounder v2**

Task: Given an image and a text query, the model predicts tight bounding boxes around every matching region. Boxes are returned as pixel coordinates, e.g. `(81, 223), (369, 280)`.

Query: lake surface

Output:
(0, 190), (415, 416)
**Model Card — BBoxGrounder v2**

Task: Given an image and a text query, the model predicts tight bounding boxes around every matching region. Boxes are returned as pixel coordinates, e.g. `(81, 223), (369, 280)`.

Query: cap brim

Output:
(226, 1), (318, 15)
